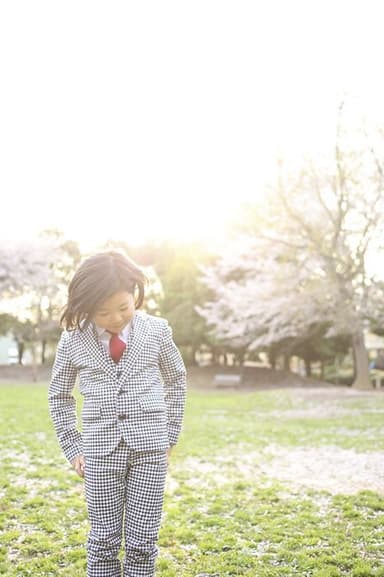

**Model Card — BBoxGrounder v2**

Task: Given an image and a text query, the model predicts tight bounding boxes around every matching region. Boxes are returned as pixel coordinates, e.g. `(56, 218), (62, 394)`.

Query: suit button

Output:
(118, 414), (127, 421)
(117, 371), (122, 378)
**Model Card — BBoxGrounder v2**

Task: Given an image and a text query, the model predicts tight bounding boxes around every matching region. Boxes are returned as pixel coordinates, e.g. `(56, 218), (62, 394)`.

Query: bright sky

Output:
(1, 0), (383, 248)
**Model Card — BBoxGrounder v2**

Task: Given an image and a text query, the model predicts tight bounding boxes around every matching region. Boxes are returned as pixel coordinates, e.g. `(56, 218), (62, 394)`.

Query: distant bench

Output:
(213, 374), (242, 388)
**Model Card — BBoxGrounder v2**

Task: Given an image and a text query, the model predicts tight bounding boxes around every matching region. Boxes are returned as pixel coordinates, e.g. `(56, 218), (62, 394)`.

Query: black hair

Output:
(60, 250), (147, 330)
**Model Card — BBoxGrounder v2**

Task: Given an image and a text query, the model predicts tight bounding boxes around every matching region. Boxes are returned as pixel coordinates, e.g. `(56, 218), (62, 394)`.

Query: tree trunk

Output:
(211, 347), (220, 365)
(17, 341), (24, 365)
(41, 340), (46, 365)
(304, 357), (312, 377)
(334, 357), (340, 385)
(268, 351), (277, 370)
(283, 354), (290, 371)
(31, 342), (38, 383)
(235, 350), (245, 367)
(352, 330), (372, 389)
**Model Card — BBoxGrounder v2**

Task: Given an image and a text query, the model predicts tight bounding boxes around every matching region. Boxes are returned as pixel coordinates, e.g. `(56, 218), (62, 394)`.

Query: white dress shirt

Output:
(95, 321), (132, 354)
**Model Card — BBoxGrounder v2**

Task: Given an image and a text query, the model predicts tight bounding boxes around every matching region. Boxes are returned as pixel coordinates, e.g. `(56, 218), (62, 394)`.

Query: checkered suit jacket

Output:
(48, 311), (187, 463)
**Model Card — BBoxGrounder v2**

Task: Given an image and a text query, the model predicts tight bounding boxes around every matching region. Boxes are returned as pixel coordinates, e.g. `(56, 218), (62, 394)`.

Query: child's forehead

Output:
(97, 290), (133, 310)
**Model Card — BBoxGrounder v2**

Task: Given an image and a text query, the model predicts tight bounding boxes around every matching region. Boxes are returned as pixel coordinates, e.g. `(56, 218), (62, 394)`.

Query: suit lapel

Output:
(76, 312), (149, 380)
(77, 322), (117, 379)
(120, 311), (149, 379)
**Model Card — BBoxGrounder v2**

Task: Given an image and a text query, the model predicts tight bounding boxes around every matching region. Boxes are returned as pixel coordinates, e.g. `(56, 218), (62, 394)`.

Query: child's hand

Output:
(71, 454), (85, 478)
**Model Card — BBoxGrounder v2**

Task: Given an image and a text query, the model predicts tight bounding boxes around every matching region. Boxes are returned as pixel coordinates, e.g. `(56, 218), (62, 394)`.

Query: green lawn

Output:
(0, 383), (383, 576)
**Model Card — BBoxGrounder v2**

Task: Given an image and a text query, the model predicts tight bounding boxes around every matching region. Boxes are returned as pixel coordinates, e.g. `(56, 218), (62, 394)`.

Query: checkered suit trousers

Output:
(85, 441), (167, 577)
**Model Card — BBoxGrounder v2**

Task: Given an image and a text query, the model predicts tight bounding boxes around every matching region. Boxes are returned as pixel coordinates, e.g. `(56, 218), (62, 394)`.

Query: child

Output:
(48, 250), (187, 577)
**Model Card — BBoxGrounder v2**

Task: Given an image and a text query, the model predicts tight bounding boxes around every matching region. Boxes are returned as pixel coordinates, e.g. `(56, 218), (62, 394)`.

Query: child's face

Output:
(93, 290), (135, 333)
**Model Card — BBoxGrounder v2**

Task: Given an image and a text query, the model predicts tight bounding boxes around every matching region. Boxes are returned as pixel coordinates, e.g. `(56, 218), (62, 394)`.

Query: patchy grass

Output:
(0, 383), (383, 576)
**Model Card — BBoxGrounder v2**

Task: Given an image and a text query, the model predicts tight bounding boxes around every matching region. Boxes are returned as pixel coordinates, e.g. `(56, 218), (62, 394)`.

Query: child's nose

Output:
(112, 312), (123, 322)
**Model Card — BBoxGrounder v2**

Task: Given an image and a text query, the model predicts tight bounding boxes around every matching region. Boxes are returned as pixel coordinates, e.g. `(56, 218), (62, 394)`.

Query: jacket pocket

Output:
(138, 393), (166, 413)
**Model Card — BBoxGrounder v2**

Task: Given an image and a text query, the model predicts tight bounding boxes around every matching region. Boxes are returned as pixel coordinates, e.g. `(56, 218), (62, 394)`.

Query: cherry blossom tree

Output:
(197, 235), (344, 363)
(0, 234), (80, 366)
(0, 240), (56, 296)
(198, 125), (384, 388)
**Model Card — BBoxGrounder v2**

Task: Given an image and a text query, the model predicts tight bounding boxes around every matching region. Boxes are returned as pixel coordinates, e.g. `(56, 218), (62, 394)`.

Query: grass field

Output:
(0, 382), (384, 576)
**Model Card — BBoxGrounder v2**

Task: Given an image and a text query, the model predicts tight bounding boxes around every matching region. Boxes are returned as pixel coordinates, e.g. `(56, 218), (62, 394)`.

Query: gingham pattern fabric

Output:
(48, 311), (187, 462)
(85, 441), (167, 577)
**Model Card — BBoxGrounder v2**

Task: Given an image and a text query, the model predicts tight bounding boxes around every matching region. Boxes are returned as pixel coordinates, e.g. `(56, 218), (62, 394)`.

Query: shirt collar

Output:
(94, 320), (132, 340)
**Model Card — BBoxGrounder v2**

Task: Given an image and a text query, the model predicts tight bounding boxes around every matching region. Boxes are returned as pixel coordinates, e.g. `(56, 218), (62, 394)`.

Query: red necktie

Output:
(109, 333), (126, 363)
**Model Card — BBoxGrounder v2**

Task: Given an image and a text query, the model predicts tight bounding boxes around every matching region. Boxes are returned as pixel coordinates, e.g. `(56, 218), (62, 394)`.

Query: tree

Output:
(197, 118), (384, 388)
(0, 234), (81, 366)
(196, 234), (345, 368)
(0, 239), (56, 297)
(269, 133), (384, 389)
(155, 242), (212, 365)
